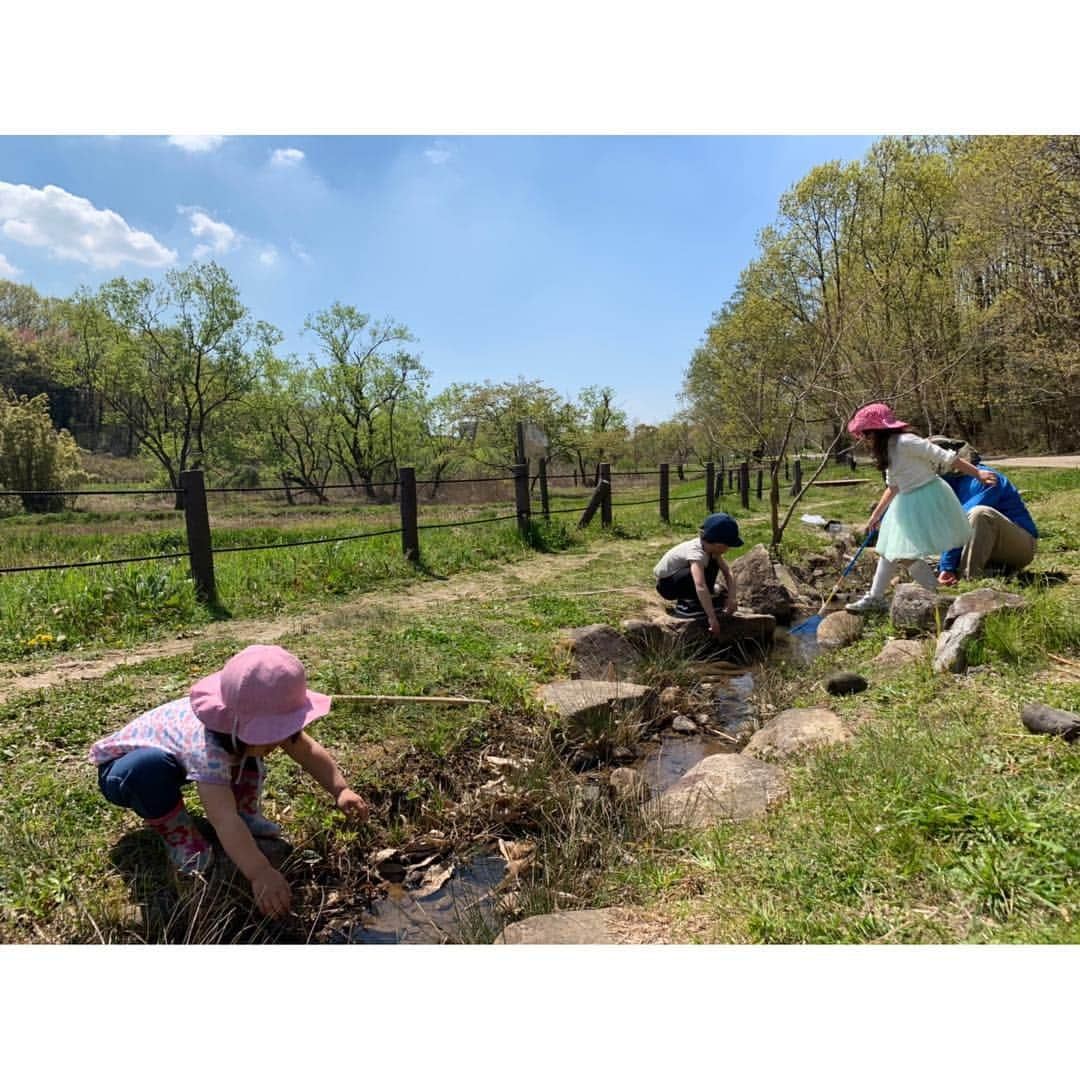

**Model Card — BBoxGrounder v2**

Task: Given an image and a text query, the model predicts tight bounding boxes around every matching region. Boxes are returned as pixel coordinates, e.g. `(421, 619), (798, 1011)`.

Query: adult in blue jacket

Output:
(930, 437), (1038, 585)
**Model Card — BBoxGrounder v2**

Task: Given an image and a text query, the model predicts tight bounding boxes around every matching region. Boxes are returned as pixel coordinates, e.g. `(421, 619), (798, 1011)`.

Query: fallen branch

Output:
(1048, 652), (1080, 670)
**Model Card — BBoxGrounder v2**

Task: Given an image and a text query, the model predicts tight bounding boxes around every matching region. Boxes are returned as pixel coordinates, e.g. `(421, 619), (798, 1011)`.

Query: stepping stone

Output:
(744, 707), (848, 762)
(933, 612), (986, 674)
(817, 611), (864, 647)
(557, 624), (643, 681)
(944, 588), (1027, 628)
(650, 753), (788, 826)
(494, 908), (632, 944)
(1021, 703), (1080, 741)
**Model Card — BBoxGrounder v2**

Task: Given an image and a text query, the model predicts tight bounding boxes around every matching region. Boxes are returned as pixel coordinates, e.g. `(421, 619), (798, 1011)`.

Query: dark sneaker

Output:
(672, 599), (706, 620)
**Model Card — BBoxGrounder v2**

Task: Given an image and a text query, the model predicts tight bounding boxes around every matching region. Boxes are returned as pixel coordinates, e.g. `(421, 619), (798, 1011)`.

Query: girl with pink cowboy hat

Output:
(90, 644), (368, 919)
(843, 402), (998, 613)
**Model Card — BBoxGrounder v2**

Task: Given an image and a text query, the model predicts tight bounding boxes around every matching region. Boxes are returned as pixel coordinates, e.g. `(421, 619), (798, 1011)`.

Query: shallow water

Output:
(772, 625), (827, 665)
(635, 670), (758, 793)
(346, 853), (507, 944)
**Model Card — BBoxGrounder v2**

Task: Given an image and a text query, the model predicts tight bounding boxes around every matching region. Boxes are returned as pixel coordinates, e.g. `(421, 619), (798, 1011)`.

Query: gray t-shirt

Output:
(653, 538), (711, 580)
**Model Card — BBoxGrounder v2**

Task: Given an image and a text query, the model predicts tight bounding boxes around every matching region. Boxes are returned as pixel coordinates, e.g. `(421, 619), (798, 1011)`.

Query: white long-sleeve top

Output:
(885, 433), (959, 493)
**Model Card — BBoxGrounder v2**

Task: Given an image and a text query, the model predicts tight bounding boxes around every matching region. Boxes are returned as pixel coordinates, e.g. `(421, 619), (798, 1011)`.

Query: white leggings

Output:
(868, 555), (938, 598)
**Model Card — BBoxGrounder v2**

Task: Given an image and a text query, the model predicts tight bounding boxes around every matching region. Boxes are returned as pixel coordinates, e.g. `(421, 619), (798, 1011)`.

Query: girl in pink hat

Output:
(89, 644), (368, 919)
(843, 403), (998, 613)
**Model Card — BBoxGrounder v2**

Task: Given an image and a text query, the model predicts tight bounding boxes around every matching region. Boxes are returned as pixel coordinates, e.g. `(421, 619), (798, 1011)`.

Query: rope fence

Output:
(2, 429), (828, 601)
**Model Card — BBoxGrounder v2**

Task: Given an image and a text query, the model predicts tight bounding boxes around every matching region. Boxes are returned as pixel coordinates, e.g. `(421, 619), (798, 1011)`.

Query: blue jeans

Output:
(98, 748), (188, 820)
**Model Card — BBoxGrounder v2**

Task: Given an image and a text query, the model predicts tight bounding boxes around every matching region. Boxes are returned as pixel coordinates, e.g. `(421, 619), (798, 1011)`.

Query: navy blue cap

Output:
(700, 512), (743, 547)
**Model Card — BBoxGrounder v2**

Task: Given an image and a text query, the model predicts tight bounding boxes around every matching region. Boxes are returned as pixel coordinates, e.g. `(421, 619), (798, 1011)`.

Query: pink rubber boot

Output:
(147, 801), (213, 874)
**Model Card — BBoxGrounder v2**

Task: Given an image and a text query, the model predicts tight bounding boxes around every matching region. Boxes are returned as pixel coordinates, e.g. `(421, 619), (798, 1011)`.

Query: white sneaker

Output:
(844, 593), (887, 614)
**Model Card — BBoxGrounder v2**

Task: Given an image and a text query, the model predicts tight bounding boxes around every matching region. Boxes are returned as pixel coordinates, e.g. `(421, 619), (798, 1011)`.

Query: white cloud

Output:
(289, 240), (312, 264)
(178, 206), (239, 259)
(167, 135), (226, 153)
(270, 147), (305, 167)
(0, 181), (176, 269)
(0, 251), (20, 277)
(424, 142), (452, 165)
(258, 246), (279, 267)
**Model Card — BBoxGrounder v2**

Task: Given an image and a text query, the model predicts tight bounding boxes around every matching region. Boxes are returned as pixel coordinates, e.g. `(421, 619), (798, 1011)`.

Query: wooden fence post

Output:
(659, 463), (670, 522)
(599, 462), (612, 527)
(740, 460), (750, 509)
(180, 469), (216, 604)
(791, 458), (803, 497)
(399, 466), (419, 562)
(515, 421), (527, 467)
(538, 458), (550, 520)
(514, 461), (531, 536)
(578, 478), (607, 529)
(705, 462), (715, 513)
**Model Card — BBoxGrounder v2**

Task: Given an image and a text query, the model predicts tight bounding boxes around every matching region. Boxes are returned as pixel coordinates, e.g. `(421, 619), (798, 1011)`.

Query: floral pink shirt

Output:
(89, 696), (236, 785)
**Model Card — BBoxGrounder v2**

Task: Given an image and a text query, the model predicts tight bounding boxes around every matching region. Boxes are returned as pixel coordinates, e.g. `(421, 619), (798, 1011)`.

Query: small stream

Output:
(343, 854), (507, 944)
(348, 621), (833, 942)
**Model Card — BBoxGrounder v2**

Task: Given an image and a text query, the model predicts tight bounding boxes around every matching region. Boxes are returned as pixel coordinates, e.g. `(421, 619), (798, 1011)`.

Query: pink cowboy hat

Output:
(190, 644), (331, 745)
(847, 402), (909, 437)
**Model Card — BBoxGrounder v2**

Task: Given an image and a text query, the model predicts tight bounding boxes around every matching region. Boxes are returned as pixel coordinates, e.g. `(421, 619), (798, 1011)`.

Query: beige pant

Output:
(961, 506), (1037, 578)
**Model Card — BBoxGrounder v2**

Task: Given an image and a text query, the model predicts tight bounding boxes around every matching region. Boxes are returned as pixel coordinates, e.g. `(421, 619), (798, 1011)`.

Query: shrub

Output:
(0, 391), (87, 511)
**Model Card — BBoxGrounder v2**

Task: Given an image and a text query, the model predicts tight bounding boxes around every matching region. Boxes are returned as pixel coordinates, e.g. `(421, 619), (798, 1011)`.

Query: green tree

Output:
(568, 385), (629, 483)
(62, 263), (279, 505)
(304, 303), (428, 499)
(0, 391), (87, 512)
(437, 378), (577, 476)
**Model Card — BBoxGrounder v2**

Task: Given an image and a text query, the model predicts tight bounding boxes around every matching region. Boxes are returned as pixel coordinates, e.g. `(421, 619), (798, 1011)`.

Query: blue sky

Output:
(0, 135), (878, 424)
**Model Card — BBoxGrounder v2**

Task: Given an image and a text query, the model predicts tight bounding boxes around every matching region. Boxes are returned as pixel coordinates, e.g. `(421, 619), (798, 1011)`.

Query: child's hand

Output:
(252, 866), (291, 919)
(723, 593), (738, 615)
(335, 788), (370, 823)
(977, 469), (998, 486)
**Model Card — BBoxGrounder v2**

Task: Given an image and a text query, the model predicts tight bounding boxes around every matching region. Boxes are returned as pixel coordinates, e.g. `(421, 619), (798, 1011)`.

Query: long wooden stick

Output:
(1048, 653), (1080, 670)
(332, 694), (490, 706)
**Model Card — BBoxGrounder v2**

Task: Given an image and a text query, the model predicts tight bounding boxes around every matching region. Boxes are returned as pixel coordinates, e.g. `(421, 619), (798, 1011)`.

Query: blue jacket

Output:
(938, 468), (1038, 573)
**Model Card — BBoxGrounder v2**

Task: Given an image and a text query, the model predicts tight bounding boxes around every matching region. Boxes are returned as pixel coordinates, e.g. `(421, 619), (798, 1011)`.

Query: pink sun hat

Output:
(189, 644), (332, 745)
(847, 402), (909, 437)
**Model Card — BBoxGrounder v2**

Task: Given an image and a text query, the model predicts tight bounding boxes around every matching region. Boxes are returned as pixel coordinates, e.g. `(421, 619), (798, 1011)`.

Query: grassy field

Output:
(0, 462), (1077, 943)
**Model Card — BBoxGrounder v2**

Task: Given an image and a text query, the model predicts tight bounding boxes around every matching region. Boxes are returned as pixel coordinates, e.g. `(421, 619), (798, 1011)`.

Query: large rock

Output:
(622, 611), (776, 656)
(932, 611), (987, 674)
(536, 679), (655, 746)
(944, 588), (1028, 629)
(650, 753), (788, 826)
(890, 583), (952, 632)
(743, 707), (848, 762)
(557, 623), (643, 681)
(773, 563), (805, 602)
(817, 610), (864, 647)
(494, 908), (633, 944)
(730, 544), (794, 622)
(873, 638), (926, 668)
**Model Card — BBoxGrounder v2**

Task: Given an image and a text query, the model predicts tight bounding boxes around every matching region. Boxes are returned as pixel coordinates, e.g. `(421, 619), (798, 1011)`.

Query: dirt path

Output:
(982, 455), (1080, 469)
(0, 539), (668, 706)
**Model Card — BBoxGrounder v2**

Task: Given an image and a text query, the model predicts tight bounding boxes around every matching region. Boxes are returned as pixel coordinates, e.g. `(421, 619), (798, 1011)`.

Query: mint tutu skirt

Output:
(876, 477), (971, 561)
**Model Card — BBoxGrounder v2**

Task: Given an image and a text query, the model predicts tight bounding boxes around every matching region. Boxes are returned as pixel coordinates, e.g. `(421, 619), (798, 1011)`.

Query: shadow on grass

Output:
(1012, 569), (1070, 588)
(411, 558), (450, 582)
(203, 597), (235, 621)
(107, 818), (300, 944)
